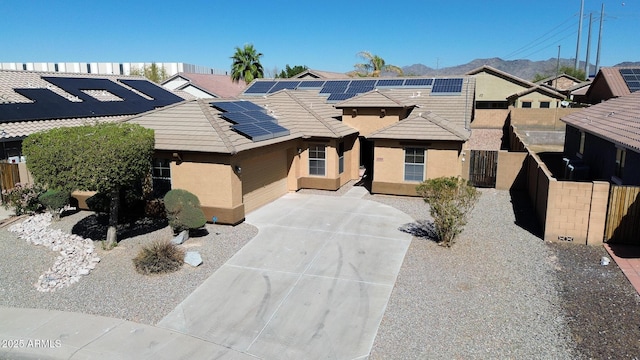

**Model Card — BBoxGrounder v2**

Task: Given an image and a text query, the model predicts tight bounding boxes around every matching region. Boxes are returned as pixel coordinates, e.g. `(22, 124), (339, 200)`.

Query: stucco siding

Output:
(170, 161), (236, 208)
(241, 149), (288, 213)
(474, 71), (529, 101)
(342, 108), (402, 137)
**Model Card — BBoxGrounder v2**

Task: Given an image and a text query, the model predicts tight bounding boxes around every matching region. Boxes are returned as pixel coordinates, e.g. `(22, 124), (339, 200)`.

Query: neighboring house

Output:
(586, 66), (640, 104)
(466, 65), (536, 110)
(0, 62), (224, 77)
(293, 69), (347, 79)
(536, 73), (584, 93)
(0, 69), (186, 183)
(161, 73), (247, 99)
(567, 81), (591, 104)
(507, 85), (566, 109)
(561, 90), (640, 185)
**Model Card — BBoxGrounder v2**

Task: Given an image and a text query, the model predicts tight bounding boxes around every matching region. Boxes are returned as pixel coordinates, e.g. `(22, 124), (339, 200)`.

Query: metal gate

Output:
(469, 150), (498, 188)
(605, 184), (640, 244)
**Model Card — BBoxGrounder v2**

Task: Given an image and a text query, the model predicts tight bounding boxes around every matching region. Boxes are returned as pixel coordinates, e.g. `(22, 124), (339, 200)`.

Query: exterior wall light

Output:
(235, 165), (242, 174)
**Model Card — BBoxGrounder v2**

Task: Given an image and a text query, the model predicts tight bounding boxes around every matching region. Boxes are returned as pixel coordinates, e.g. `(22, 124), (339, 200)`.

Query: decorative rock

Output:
(9, 213), (99, 292)
(171, 230), (189, 245)
(184, 251), (203, 267)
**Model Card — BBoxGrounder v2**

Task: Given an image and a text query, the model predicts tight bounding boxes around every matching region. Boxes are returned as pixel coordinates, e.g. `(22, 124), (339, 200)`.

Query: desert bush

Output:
(416, 176), (479, 247)
(133, 240), (184, 275)
(2, 183), (45, 215)
(38, 189), (70, 219)
(163, 189), (206, 233)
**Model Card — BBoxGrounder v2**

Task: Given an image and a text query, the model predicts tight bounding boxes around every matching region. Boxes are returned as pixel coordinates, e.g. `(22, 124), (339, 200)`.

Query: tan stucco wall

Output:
(513, 92), (560, 108)
(372, 140), (464, 195)
(471, 109), (510, 129)
(474, 71), (529, 101)
(342, 108), (402, 137)
(297, 136), (359, 190)
(510, 107), (580, 130)
(495, 150), (527, 190)
(171, 160), (237, 208)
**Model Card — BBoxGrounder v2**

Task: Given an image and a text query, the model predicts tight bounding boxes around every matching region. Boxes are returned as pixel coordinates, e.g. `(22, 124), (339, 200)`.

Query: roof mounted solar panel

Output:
(619, 68), (640, 92)
(244, 81), (277, 94)
(432, 78), (463, 93)
(232, 123), (273, 141)
(268, 81), (301, 93)
(350, 79), (377, 87)
(119, 79), (184, 105)
(0, 76), (184, 123)
(222, 112), (261, 124)
(404, 78), (434, 87)
(376, 79), (404, 87)
(255, 121), (290, 137)
(297, 80), (325, 88)
(211, 101), (249, 113)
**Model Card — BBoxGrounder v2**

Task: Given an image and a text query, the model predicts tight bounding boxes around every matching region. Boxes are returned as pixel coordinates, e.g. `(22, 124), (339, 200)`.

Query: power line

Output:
(503, 14), (582, 60)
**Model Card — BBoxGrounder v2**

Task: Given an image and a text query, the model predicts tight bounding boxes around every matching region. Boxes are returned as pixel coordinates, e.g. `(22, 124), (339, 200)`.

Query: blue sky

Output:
(2, 0), (639, 75)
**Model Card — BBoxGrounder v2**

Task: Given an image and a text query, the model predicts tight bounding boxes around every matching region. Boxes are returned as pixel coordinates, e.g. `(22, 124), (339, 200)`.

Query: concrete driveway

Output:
(158, 190), (413, 359)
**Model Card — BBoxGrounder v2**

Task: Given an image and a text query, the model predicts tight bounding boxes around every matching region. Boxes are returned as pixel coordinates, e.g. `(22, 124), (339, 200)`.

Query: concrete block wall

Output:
(510, 108), (579, 130)
(495, 151), (527, 190)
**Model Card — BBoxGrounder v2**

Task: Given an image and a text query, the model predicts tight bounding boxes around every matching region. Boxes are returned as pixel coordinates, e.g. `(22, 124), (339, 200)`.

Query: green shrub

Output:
(38, 189), (70, 219)
(416, 176), (480, 247)
(163, 189), (206, 233)
(133, 240), (184, 275)
(86, 185), (145, 222)
(2, 183), (45, 216)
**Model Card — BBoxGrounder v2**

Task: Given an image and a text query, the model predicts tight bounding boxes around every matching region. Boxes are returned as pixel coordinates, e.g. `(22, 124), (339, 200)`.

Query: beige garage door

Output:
(242, 149), (288, 213)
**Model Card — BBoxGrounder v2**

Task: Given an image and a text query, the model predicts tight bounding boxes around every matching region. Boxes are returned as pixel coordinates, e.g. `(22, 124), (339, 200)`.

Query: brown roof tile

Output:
(368, 111), (470, 141)
(561, 91), (640, 152)
(163, 73), (247, 99)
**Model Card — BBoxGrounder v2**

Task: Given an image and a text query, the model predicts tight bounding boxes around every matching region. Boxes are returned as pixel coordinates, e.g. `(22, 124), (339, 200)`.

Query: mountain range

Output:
(400, 57), (640, 81)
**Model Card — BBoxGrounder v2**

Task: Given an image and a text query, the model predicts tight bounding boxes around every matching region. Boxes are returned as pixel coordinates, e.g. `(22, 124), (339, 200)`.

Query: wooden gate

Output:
(469, 150), (498, 188)
(0, 163), (20, 202)
(605, 185), (640, 244)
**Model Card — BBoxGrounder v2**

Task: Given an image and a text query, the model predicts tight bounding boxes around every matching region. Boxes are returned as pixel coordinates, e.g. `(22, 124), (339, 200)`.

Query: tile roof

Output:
(0, 69), (187, 139)
(250, 91), (357, 139)
(588, 67), (637, 98)
(466, 65), (536, 89)
(507, 85), (566, 100)
(293, 69), (347, 79)
(368, 111), (470, 141)
(0, 115), (128, 140)
(162, 73), (246, 98)
(561, 91), (640, 152)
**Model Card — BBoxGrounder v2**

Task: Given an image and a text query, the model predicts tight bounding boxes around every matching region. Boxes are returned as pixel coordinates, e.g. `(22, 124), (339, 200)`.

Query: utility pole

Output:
(595, 3), (605, 76)
(575, 0), (584, 70)
(556, 45), (561, 90)
(585, 13), (593, 77)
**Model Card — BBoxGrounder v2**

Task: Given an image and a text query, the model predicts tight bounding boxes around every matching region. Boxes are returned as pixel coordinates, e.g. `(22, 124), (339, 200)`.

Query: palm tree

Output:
(230, 44), (264, 84)
(354, 51), (403, 77)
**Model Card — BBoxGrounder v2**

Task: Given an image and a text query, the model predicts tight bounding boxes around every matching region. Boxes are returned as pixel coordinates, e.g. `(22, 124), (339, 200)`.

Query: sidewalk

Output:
(0, 307), (253, 359)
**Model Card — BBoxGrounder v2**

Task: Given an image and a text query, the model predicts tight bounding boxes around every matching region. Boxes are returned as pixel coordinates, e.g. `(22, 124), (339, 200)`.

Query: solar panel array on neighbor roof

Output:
(619, 68), (640, 92)
(0, 76), (184, 123)
(242, 77), (464, 103)
(211, 100), (290, 142)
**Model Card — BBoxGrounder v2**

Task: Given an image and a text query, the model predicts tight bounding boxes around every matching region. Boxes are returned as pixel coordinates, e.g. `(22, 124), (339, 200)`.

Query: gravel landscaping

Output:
(1, 186), (640, 358)
(0, 210), (256, 325)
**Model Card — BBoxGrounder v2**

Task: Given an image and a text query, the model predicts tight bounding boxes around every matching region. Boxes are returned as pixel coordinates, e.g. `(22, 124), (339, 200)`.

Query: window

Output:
(540, 101), (550, 108)
(338, 142), (345, 174)
(309, 145), (326, 176)
(522, 101), (532, 108)
(152, 158), (172, 198)
(578, 131), (586, 156)
(404, 148), (425, 182)
(615, 148), (626, 180)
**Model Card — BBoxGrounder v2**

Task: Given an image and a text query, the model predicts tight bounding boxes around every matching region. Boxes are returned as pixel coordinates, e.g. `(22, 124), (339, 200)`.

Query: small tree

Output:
(277, 64), (308, 78)
(130, 63), (169, 83)
(23, 123), (155, 248)
(416, 177), (479, 247)
(163, 189), (206, 233)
